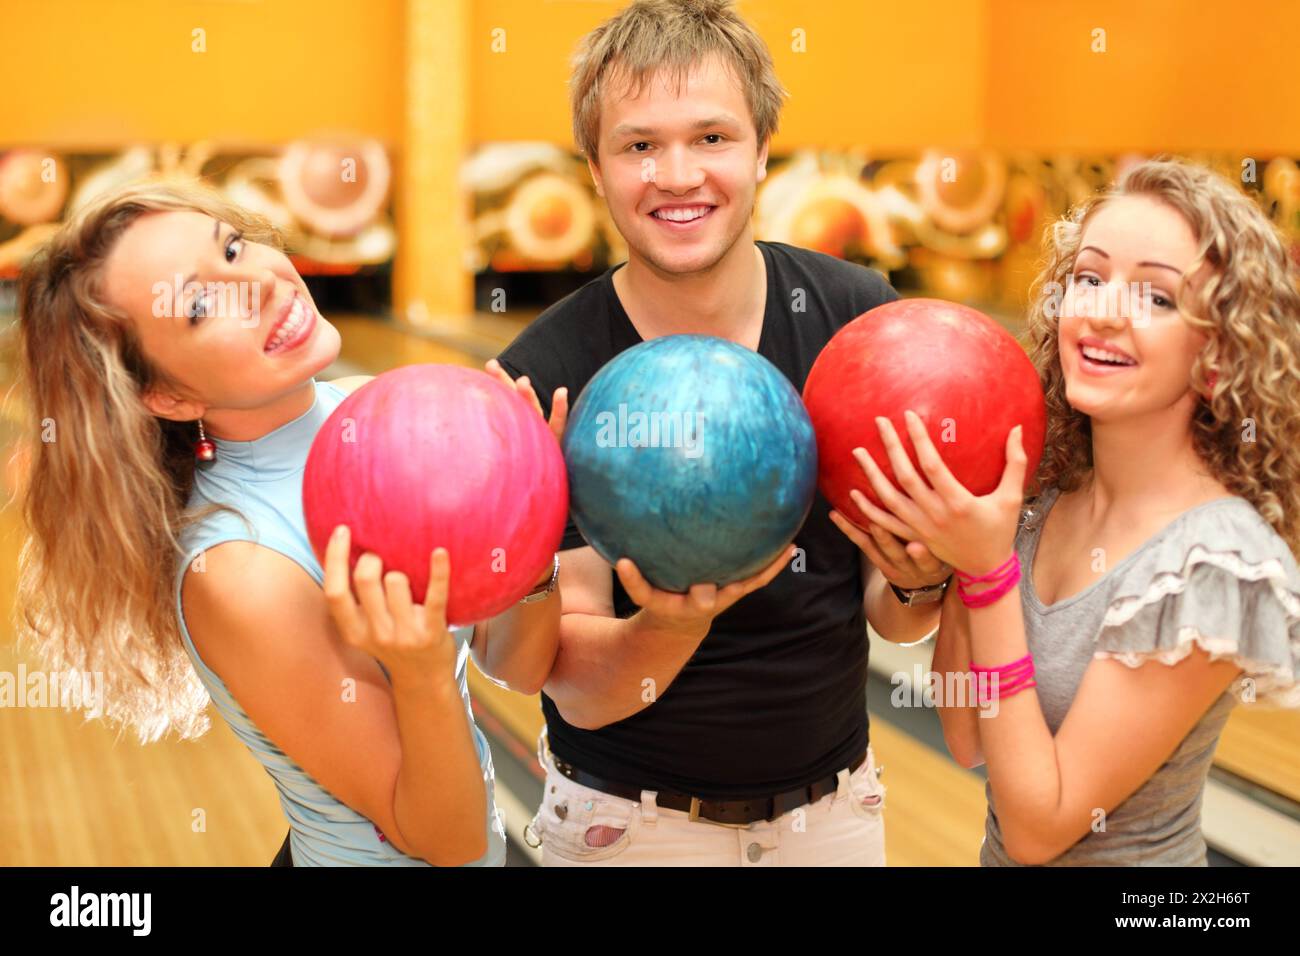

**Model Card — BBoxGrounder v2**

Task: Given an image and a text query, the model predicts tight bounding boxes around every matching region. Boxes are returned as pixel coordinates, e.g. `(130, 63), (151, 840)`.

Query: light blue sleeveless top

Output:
(172, 378), (507, 867)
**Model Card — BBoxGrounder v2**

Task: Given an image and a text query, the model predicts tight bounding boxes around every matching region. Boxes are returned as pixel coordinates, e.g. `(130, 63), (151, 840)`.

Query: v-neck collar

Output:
(602, 241), (775, 357)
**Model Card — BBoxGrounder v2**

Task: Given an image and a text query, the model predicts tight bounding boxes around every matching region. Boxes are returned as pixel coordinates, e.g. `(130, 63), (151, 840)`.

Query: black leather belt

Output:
(550, 750), (868, 826)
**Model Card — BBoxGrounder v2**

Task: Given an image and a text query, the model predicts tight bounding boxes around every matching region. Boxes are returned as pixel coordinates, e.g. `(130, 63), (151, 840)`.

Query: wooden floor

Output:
(1217, 707), (1300, 802)
(0, 337), (288, 865)
(1, 313), (1295, 867)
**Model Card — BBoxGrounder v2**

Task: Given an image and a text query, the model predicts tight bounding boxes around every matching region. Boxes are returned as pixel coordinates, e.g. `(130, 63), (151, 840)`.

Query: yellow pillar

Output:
(395, 0), (472, 330)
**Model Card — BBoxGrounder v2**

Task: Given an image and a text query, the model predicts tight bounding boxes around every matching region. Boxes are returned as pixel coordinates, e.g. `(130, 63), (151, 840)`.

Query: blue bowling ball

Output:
(562, 334), (818, 592)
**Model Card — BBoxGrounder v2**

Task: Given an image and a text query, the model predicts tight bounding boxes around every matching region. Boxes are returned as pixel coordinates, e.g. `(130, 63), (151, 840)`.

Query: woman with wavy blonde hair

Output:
(12, 179), (565, 866)
(836, 157), (1300, 865)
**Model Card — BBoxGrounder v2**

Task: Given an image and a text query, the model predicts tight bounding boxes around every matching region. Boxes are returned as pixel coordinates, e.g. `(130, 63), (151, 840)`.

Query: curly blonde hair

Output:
(1026, 157), (1300, 555)
(9, 179), (282, 742)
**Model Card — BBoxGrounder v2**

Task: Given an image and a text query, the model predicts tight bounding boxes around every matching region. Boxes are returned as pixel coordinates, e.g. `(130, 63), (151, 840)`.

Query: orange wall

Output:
(471, 0), (1299, 155)
(470, 0), (989, 152)
(0, 0), (404, 148)
(986, 0), (1300, 154)
(2, 0), (1296, 155)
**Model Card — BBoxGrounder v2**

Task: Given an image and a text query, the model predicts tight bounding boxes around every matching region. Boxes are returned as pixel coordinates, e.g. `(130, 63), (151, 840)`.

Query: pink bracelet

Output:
(976, 666), (1034, 699)
(955, 554), (1018, 586)
(956, 552), (1021, 608)
(970, 653), (1033, 674)
(970, 653), (1037, 705)
(976, 680), (1037, 707)
(995, 672), (1037, 697)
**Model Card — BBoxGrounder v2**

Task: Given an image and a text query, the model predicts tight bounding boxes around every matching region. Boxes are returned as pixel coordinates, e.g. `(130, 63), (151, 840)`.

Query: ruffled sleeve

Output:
(1094, 501), (1300, 708)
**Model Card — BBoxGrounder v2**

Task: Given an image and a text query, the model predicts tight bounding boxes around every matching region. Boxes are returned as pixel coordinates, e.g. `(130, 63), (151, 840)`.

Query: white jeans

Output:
(525, 730), (887, 867)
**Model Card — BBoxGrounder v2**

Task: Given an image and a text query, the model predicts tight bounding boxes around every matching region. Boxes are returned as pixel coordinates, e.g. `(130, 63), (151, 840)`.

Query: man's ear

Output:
(756, 136), (771, 184)
(586, 154), (605, 198)
(142, 387), (204, 424)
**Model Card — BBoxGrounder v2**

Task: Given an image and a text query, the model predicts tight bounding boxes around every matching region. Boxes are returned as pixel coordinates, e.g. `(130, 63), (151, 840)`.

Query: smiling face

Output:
(101, 210), (340, 418)
(1057, 194), (1212, 424)
(588, 53), (769, 277)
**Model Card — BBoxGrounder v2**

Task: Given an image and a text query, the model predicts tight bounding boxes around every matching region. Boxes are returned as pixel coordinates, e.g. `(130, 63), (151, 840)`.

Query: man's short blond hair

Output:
(570, 0), (787, 161)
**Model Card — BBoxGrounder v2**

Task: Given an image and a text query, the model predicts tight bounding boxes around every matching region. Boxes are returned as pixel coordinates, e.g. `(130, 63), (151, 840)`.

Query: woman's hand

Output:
(485, 358), (569, 443)
(845, 409), (1027, 577)
(322, 525), (458, 689)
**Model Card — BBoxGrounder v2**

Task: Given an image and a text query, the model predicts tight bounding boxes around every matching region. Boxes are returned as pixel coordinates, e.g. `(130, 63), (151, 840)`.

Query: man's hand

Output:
(829, 508), (951, 590)
(614, 544), (797, 638)
(485, 358), (569, 443)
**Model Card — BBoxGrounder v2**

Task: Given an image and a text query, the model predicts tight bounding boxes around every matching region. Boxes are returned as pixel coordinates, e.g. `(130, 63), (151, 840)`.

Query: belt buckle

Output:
(688, 797), (753, 829)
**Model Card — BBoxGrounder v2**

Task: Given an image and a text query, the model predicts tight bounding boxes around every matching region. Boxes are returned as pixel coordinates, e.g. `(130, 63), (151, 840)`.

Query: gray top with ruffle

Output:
(981, 485), (1300, 867)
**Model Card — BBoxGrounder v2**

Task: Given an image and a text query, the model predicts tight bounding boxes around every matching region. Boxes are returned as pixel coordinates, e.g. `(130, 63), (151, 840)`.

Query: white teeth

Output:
(267, 298), (307, 351)
(653, 206), (710, 222)
(1082, 344), (1136, 366)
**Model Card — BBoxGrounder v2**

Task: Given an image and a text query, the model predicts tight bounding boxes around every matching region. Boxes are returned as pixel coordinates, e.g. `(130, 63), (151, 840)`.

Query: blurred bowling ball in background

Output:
(803, 298), (1046, 528)
(303, 364), (568, 626)
(563, 335), (817, 593)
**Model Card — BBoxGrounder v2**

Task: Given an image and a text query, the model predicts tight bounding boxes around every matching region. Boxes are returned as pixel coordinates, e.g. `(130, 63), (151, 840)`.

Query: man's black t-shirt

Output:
(497, 240), (899, 799)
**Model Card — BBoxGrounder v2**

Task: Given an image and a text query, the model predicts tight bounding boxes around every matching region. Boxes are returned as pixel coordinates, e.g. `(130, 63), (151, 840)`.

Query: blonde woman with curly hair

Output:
(12, 180), (565, 866)
(837, 157), (1300, 865)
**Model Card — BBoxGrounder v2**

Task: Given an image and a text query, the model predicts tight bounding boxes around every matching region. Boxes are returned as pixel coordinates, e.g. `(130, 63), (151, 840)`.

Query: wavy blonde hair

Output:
(10, 179), (282, 742)
(570, 0), (787, 160)
(1026, 157), (1300, 555)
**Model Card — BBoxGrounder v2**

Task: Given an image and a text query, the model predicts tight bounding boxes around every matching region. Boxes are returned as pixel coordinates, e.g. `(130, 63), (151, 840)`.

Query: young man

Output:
(495, 0), (951, 866)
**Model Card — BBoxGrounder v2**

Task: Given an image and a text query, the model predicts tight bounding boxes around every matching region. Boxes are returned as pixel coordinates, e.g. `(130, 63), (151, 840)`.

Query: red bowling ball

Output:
(803, 298), (1046, 528)
(303, 364), (568, 626)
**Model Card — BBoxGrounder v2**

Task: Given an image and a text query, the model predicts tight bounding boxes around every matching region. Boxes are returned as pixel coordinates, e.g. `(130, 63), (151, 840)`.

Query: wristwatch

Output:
(889, 576), (951, 607)
(519, 554), (560, 604)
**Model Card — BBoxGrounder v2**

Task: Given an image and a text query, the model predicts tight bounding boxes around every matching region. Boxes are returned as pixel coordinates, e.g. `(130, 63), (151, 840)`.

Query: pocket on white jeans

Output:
(847, 750), (887, 820)
(531, 773), (640, 863)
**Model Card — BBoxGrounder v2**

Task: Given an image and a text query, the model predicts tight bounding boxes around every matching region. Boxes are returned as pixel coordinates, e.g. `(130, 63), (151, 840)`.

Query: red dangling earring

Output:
(195, 419), (216, 462)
